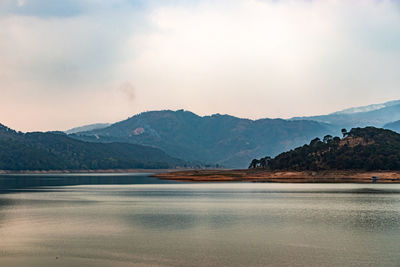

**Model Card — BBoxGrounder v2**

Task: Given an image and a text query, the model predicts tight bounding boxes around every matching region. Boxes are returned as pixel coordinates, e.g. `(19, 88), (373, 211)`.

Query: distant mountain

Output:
(253, 127), (400, 171)
(70, 110), (334, 168)
(65, 123), (111, 134)
(384, 120), (400, 133)
(331, 100), (400, 115)
(0, 123), (184, 171)
(292, 100), (400, 128)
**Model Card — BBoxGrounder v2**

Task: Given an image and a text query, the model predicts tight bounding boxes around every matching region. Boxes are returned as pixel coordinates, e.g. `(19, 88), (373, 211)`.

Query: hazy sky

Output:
(1, 0), (400, 132)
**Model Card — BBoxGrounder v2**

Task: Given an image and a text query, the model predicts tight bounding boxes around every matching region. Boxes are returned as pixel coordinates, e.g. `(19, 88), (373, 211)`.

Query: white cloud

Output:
(1, 0), (400, 131)
(123, 0), (400, 118)
(17, 0), (25, 7)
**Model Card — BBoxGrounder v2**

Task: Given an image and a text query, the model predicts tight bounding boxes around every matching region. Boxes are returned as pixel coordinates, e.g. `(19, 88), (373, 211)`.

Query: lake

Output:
(1, 173), (400, 266)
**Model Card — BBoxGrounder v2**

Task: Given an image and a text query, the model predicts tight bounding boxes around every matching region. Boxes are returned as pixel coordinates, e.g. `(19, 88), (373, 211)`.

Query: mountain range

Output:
(292, 100), (400, 128)
(2, 99), (400, 171)
(69, 110), (335, 168)
(68, 99), (400, 168)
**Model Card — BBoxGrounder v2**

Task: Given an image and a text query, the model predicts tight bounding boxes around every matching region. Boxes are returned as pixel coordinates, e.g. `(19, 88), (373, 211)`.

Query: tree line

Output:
(249, 127), (400, 171)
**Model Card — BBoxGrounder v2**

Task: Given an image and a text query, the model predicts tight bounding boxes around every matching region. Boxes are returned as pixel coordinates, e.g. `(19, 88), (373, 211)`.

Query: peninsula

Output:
(155, 127), (400, 183)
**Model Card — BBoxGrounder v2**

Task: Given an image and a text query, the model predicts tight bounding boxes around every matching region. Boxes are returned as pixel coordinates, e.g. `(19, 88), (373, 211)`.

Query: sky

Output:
(1, 0), (400, 132)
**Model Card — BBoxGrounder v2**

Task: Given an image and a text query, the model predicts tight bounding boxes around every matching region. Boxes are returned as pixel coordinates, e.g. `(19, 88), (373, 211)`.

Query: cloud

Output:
(1, 0), (400, 131)
(0, 0), (85, 17)
(124, 0), (400, 118)
(0, 0), (150, 18)
(17, 0), (25, 7)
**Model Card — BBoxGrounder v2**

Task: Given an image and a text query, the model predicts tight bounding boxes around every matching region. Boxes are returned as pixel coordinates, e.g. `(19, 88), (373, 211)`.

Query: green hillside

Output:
(251, 127), (400, 171)
(0, 123), (184, 171)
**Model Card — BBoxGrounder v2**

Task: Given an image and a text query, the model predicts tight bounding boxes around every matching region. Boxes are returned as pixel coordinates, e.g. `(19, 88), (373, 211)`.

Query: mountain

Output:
(65, 123), (111, 134)
(331, 100), (400, 115)
(292, 100), (400, 128)
(69, 110), (334, 168)
(253, 127), (400, 171)
(0, 123), (184, 171)
(384, 120), (400, 133)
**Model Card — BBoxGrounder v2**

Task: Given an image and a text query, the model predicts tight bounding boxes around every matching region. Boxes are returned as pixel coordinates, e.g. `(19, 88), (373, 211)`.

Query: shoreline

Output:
(153, 169), (400, 183)
(0, 169), (180, 175)
(3, 168), (400, 183)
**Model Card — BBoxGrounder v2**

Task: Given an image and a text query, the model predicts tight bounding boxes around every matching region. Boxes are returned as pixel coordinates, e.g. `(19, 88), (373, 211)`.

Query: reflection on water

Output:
(1, 176), (400, 266)
(0, 173), (179, 192)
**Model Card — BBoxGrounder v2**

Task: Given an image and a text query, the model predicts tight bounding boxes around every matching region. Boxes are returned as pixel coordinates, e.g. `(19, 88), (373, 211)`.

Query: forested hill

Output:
(0, 123), (184, 171)
(250, 127), (400, 171)
(69, 110), (334, 168)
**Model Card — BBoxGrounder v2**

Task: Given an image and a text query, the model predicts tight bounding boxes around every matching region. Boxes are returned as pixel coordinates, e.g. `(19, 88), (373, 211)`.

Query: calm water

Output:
(1, 174), (400, 266)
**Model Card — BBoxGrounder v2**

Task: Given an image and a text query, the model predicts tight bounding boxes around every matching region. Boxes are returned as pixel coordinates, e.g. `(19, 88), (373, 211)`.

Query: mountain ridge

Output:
(68, 99), (400, 168)
(70, 109), (335, 168)
(331, 100), (400, 115)
(291, 99), (400, 128)
(384, 120), (400, 133)
(65, 123), (111, 134)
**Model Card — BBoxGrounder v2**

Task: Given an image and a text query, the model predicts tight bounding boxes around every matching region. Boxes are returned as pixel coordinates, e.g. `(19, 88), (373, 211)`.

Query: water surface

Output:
(1, 174), (400, 266)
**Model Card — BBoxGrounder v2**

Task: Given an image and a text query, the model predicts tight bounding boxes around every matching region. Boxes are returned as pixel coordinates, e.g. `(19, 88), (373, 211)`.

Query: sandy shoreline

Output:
(2, 168), (400, 183)
(153, 169), (400, 183)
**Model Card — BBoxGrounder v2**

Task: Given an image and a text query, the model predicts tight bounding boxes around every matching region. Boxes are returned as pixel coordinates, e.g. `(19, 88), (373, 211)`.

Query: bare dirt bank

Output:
(153, 169), (400, 183)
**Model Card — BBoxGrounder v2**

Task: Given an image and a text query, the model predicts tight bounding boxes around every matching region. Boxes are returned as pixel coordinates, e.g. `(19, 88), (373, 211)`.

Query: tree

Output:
(248, 159), (259, 169)
(249, 127), (400, 171)
(323, 135), (333, 144)
(264, 156), (272, 168)
(341, 128), (348, 137)
(259, 158), (265, 168)
(310, 137), (321, 147)
(259, 156), (271, 169)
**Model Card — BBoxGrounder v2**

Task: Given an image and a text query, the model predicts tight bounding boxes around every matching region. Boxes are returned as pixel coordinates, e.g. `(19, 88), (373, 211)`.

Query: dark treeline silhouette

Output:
(248, 156), (271, 169)
(249, 127), (400, 171)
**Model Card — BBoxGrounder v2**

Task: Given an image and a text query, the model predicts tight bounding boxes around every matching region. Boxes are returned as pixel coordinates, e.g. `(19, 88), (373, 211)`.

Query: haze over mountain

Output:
(0, 123), (183, 171)
(70, 110), (334, 168)
(65, 123), (111, 134)
(292, 100), (400, 129)
(384, 120), (400, 133)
